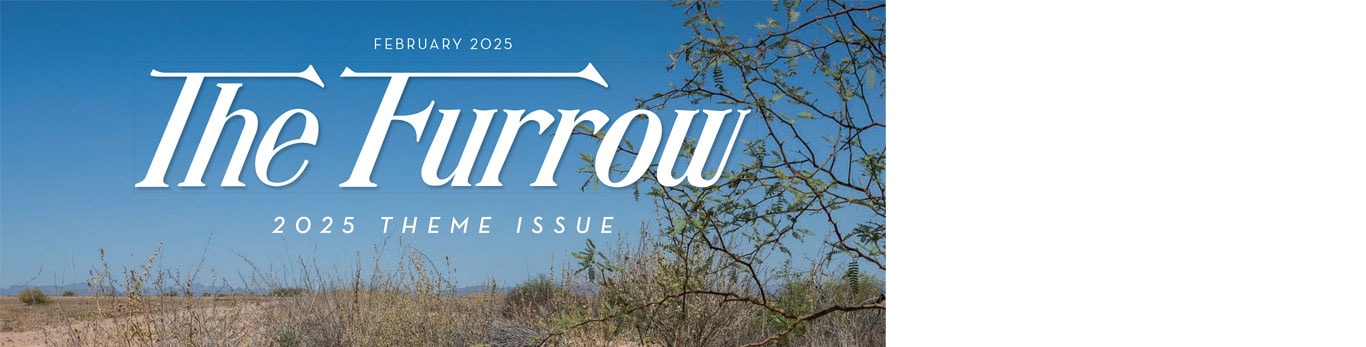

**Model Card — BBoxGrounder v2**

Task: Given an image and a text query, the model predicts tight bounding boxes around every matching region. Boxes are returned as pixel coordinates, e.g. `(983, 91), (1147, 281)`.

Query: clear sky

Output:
(1, 1), (884, 288)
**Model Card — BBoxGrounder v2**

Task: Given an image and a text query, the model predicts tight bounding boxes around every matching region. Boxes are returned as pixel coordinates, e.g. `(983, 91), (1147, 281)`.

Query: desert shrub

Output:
(544, 232), (763, 346)
(269, 287), (308, 297)
(19, 288), (50, 305)
(504, 274), (563, 318)
(764, 273), (885, 346)
(270, 309), (345, 347)
(62, 290), (76, 297)
(538, 230), (887, 346)
(768, 278), (817, 344)
(550, 0), (887, 344)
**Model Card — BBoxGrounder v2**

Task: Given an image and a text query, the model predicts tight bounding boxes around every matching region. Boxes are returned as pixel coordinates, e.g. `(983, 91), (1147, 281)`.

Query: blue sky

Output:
(1, 1), (884, 288)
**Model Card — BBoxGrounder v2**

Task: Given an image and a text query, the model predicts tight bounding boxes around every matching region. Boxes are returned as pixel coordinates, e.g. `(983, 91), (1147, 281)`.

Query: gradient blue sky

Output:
(1, 1), (884, 288)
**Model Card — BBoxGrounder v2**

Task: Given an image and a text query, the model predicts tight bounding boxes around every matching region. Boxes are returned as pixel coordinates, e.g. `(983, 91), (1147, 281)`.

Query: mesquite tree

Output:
(565, 0), (885, 345)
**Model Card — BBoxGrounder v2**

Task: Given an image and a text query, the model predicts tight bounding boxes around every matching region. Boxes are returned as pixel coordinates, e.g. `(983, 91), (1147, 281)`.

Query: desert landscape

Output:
(0, 239), (884, 347)
(0, 2), (887, 345)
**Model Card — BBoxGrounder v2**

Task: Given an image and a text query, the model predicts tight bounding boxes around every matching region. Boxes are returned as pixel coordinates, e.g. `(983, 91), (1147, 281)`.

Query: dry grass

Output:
(1, 297), (113, 333)
(1, 297), (73, 333)
(535, 230), (886, 347)
(0, 237), (883, 346)
(0, 296), (272, 333)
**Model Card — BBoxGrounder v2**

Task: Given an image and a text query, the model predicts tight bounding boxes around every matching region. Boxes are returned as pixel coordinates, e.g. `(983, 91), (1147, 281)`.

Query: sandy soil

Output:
(0, 296), (274, 347)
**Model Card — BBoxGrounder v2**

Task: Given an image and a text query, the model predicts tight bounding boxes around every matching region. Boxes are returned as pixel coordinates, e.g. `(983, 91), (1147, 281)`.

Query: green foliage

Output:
(268, 287), (308, 297)
(561, 0), (886, 344)
(19, 287), (50, 305)
(572, 239), (619, 283)
(622, 0), (887, 277)
(845, 261), (861, 294)
(505, 274), (561, 315)
(62, 290), (76, 297)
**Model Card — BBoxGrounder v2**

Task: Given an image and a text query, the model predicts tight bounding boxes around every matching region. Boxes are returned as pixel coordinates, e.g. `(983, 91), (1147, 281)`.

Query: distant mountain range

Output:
(0, 282), (243, 296)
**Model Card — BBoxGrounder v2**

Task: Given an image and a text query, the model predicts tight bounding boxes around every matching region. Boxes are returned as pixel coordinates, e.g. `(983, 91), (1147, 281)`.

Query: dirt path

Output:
(0, 329), (45, 347)
(1, 299), (275, 347)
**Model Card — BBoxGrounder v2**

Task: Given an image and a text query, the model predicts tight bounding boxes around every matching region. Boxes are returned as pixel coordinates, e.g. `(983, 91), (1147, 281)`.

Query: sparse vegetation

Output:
(62, 290), (76, 297)
(10, 235), (881, 346)
(4, 1), (885, 345)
